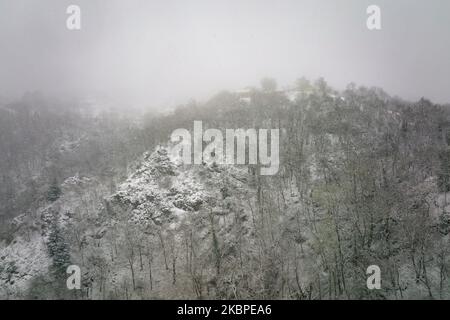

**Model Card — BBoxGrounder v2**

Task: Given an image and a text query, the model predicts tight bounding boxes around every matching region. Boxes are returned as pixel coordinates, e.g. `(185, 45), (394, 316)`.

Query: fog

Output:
(1, 0), (449, 109)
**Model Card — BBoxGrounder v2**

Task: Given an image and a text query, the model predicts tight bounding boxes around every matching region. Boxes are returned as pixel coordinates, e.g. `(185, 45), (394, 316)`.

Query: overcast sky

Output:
(0, 0), (449, 108)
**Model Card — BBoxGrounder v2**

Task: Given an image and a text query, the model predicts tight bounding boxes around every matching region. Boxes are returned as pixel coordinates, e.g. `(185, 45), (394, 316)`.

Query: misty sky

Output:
(0, 0), (449, 108)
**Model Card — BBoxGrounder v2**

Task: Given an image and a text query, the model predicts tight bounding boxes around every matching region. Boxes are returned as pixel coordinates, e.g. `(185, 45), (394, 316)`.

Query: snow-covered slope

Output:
(0, 145), (258, 299)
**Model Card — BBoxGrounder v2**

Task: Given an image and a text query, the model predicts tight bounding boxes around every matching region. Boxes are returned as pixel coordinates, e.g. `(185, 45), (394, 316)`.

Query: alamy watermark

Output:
(66, 265), (81, 290)
(367, 265), (381, 290)
(66, 5), (81, 30)
(367, 5), (381, 30)
(169, 121), (279, 175)
(65, 264), (381, 291)
(65, 4), (380, 31)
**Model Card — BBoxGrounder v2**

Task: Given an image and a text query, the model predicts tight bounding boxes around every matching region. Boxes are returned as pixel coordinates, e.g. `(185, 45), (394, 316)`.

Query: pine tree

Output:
(46, 179), (62, 202)
(45, 217), (76, 298)
(47, 219), (71, 277)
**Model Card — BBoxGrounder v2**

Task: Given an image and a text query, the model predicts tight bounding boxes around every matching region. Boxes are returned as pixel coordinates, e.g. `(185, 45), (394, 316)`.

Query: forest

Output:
(1, 77), (450, 299)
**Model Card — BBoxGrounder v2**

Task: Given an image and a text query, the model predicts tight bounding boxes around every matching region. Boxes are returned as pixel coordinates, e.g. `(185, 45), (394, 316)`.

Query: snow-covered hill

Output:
(0, 145), (259, 299)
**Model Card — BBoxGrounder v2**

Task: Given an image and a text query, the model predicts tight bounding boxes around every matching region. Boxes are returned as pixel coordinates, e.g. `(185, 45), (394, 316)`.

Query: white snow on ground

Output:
(0, 233), (50, 298)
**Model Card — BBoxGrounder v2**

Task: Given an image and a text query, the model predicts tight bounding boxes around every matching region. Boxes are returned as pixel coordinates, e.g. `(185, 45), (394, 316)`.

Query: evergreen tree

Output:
(47, 218), (71, 278)
(46, 179), (62, 202)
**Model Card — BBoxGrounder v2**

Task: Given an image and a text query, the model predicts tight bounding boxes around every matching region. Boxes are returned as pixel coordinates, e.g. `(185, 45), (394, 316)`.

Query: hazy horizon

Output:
(1, 0), (449, 108)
